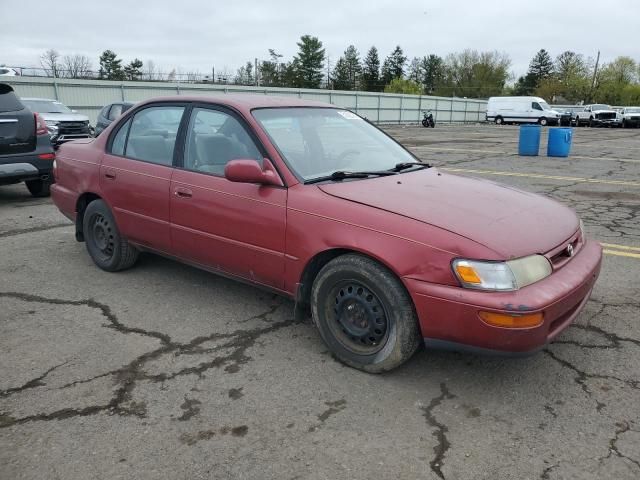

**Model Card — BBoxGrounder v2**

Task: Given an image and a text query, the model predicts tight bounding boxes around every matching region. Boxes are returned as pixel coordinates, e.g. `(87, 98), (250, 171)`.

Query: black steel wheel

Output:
(328, 281), (389, 355)
(83, 200), (138, 272)
(311, 254), (421, 373)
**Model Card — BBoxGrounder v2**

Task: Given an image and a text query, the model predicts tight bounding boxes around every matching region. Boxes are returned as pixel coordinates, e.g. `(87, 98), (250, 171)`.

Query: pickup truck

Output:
(574, 104), (620, 127)
(620, 107), (640, 128)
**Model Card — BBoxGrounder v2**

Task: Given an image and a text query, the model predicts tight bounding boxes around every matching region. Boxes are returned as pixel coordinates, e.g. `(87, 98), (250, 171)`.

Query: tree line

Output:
(35, 37), (640, 104)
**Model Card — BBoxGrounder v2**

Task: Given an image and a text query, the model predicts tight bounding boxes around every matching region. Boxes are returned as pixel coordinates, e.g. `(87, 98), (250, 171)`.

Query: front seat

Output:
(195, 134), (244, 174)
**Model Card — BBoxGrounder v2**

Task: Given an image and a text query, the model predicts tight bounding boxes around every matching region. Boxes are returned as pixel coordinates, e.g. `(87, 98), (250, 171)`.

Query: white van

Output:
(486, 96), (560, 126)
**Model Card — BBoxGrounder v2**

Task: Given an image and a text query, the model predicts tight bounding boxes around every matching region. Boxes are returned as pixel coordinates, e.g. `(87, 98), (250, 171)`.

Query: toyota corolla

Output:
(51, 95), (602, 372)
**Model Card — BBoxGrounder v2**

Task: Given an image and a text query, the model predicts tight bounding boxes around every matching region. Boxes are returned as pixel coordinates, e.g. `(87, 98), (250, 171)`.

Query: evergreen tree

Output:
(361, 46), (381, 91)
(99, 50), (124, 80)
(293, 35), (325, 88)
(343, 45), (361, 89)
(515, 49), (554, 95)
(381, 46), (407, 86)
(407, 57), (422, 84)
(420, 54), (445, 94)
(332, 57), (351, 90)
(123, 58), (143, 80)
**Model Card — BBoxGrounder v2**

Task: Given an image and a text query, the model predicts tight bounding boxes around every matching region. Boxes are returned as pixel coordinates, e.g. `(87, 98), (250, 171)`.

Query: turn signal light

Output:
(478, 311), (544, 329)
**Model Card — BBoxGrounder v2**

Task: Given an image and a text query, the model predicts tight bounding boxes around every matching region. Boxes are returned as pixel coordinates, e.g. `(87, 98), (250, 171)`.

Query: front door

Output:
(100, 104), (186, 253)
(170, 106), (287, 289)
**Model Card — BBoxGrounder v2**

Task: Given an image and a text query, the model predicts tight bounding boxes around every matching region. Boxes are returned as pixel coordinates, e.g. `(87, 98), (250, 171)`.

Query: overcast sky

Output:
(2, 0), (639, 80)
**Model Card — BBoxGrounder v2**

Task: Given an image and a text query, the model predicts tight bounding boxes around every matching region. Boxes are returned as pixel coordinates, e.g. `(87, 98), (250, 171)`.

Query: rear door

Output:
(169, 105), (287, 288)
(0, 84), (36, 156)
(100, 103), (186, 253)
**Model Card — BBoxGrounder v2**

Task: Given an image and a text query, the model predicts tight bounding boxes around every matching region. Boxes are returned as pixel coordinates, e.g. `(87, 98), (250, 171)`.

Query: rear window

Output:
(0, 84), (24, 113)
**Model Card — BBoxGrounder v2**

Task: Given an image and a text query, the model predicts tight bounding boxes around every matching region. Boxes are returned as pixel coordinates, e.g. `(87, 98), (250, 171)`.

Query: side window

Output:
(110, 118), (131, 156)
(108, 104), (124, 121)
(183, 108), (262, 175)
(124, 106), (185, 166)
(532, 102), (543, 111)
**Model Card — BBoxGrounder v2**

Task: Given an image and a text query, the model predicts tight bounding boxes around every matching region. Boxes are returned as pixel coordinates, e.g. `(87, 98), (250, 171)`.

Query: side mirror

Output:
(224, 158), (283, 187)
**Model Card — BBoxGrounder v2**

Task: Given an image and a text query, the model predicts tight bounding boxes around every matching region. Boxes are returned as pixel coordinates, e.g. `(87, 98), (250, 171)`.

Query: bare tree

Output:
(185, 70), (201, 83)
(144, 60), (156, 81)
(62, 54), (93, 79)
(40, 49), (61, 78)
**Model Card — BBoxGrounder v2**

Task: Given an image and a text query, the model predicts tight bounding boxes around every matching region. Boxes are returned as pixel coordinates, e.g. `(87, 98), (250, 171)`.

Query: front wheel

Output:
(538, 117), (548, 126)
(311, 254), (421, 373)
(83, 199), (139, 272)
(495, 116), (504, 125)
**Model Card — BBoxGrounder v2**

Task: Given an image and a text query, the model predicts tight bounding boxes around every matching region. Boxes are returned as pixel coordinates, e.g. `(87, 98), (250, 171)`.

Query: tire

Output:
(495, 116), (504, 125)
(589, 117), (594, 127)
(25, 178), (51, 197)
(421, 118), (428, 127)
(82, 199), (139, 272)
(310, 254), (421, 373)
(538, 117), (548, 126)
(622, 120), (627, 129)
(575, 117), (580, 127)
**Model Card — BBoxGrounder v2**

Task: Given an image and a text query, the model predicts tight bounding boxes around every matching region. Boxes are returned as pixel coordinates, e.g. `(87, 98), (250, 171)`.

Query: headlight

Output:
(45, 120), (59, 126)
(452, 255), (552, 291)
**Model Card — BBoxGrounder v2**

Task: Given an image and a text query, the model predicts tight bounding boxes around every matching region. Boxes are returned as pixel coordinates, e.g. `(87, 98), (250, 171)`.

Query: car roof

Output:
(136, 94), (335, 111)
(21, 97), (58, 101)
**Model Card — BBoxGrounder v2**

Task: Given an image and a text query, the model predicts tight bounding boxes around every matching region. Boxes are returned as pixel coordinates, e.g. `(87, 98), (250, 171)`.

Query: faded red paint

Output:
(51, 95), (602, 354)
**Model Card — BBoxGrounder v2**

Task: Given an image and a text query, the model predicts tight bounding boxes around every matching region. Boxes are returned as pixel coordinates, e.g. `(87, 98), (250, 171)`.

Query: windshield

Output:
(252, 108), (419, 181)
(539, 101), (552, 111)
(22, 99), (72, 114)
(626, 107), (640, 113)
(591, 104), (611, 111)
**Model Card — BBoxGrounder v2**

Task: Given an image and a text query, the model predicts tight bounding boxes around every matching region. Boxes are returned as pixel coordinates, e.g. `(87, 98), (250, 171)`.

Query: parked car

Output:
(51, 95), (602, 372)
(20, 97), (93, 145)
(0, 84), (55, 197)
(619, 107), (640, 128)
(95, 102), (135, 136)
(486, 96), (560, 126)
(574, 104), (620, 127)
(0, 67), (20, 76)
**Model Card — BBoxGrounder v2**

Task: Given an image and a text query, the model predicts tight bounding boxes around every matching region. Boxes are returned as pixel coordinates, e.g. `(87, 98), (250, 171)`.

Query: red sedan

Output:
(51, 95), (602, 372)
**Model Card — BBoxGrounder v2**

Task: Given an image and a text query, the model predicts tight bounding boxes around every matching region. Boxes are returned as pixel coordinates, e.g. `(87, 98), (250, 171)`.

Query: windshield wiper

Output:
(305, 170), (397, 184)
(390, 161), (431, 172)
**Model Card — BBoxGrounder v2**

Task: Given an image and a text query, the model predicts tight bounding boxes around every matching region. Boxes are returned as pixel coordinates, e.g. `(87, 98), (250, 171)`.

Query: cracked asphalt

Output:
(1, 124), (639, 480)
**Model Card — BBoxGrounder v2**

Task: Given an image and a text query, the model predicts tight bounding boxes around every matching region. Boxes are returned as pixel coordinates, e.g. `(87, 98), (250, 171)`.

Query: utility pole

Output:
(255, 58), (259, 86)
(589, 50), (600, 101)
(212, 66), (215, 84)
(326, 55), (331, 89)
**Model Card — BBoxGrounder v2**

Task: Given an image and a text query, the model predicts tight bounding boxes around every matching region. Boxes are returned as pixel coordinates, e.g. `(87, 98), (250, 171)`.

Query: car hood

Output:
(318, 169), (579, 259)
(591, 109), (616, 114)
(38, 112), (89, 122)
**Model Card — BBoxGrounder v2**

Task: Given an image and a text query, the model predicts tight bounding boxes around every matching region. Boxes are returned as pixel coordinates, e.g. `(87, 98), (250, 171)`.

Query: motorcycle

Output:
(421, 110), (435, 128)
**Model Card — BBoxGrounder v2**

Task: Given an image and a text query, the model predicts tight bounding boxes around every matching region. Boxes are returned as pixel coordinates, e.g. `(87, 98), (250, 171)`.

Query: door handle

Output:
(174, 187), (193, 198)
(104, 169), (116, 180)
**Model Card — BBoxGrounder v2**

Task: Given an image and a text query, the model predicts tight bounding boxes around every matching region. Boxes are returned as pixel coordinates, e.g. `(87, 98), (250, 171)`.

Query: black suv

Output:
(0, 84), (56, 197)
(95, 101), (135, 136)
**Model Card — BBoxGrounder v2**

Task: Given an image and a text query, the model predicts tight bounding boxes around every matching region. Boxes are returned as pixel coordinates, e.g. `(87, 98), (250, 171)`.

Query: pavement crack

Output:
(421, 382), (456, 480)
(0, 295), (300, 430)
(307, 399), (347, 432)
(0, 361), (68, 398)
(0, 223), (70, 238)
(598, 421), (640, 470)
(0, 291), (174, 346)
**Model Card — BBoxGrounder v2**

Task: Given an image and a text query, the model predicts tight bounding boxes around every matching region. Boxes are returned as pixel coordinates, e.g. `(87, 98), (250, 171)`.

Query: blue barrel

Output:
(547, 128), (573, 157)
(518, 124), (541, 156)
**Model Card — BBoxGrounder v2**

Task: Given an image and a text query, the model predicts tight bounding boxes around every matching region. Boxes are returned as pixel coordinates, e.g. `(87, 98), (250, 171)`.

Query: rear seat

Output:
(127, 135), (174, 165)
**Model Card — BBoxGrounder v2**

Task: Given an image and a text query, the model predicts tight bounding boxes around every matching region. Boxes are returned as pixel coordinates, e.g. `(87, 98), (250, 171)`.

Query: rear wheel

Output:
(83, 200), (139, 272)
(310, 254), (421, 373)
(495, 116), (504, 125)
(25, 178), (51, 197)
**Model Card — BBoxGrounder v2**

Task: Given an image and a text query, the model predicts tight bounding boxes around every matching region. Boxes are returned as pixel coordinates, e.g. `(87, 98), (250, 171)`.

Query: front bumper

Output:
(591, 118), (620, 127)
(405, 240), (602, 355)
